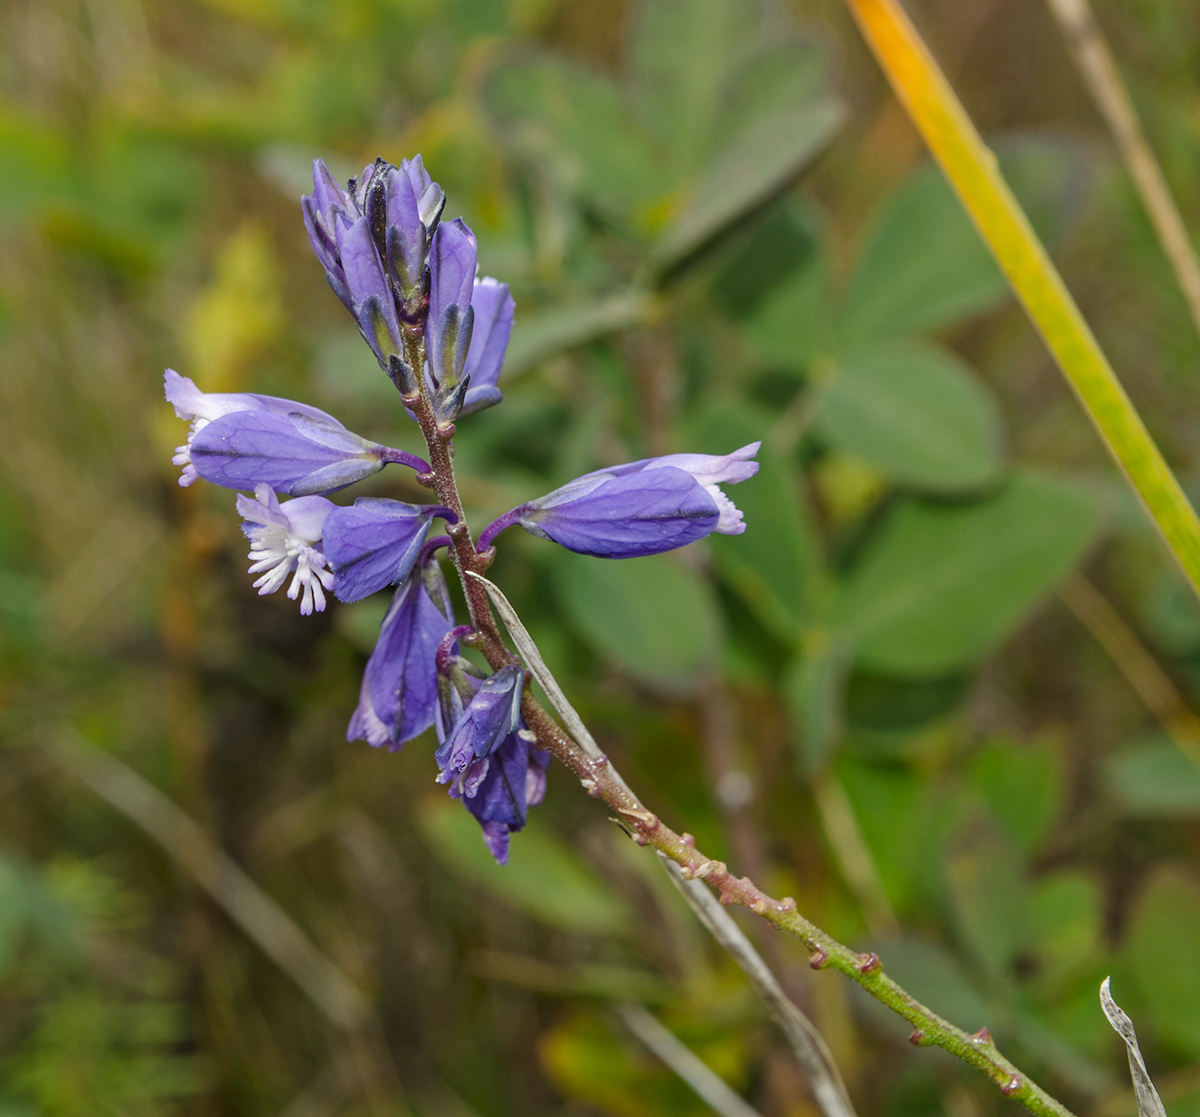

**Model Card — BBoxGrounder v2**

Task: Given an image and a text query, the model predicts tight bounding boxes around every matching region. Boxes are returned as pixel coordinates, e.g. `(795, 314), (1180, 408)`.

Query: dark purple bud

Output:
(347, 546), (456, 749)
(478, 442), (761, 559)
(427, 218), (477, 390)
(459, 277), (514, 416)
(434, 665), (523, 799)
(190, 409), (392, 496)
(324, 498), (455, 603)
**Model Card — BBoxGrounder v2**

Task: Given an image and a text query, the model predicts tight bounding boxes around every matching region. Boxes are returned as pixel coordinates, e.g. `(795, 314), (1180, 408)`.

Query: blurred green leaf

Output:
(839, 164), (1005, 345)
(650, 99), (844, 276)
(1105, 738), (1200, 816)
(1027, 870), (1103, 987)
(945, 815), (1026, 977)
(487, 58), (667, 220)
(840, 760), (941, 914)
(504, 292), (649, 375)
(1127, 867), (1200, 1059)
(838, 138), (1092, 345)
(817, 341), (1004, 492)
(691, 401), (811, 641)
(555, 552), (724, 690)
(970, 737), (1062, 854)
(630, 0), (757, 172)
(785, 636), (853, 773)
(835, 471), (1100, 675)
(715, 199), (821, 318)
(420, 800), (631, 934)
(711, 41), (829, 153)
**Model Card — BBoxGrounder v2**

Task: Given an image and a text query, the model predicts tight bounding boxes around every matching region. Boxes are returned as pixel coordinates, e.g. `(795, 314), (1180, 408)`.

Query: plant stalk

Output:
(841, 0), (1200, 603)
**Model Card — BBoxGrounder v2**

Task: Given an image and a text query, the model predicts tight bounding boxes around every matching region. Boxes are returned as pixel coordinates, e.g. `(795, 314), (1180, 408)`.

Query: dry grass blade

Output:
(658, 855), (858, 1117)
(50, 725), (372, 1032)
(1044, 0), (1200, 343)
(1099, 978), (1167, 1117)
(618, 1001), (765, 1117)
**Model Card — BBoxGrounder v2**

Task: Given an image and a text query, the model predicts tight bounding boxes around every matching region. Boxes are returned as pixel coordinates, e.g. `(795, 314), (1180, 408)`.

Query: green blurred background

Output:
(3, 0), (1200, 1114)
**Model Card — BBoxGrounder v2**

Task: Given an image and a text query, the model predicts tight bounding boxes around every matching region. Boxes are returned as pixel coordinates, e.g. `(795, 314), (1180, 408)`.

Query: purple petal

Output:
(336, 215), (403, 364)
(477, 821), (511, 864)
(520, 466), (720, 558)
(164, 370), (340, 426)
(462, 277), (514, 398)
(347, 562), (455, 748)
(434, 666), (522, 773)
(427, 218), (477, 383)
(324, 499), (434, 603)
(630, 442), (762, 487)
(190, 410), (385, 496)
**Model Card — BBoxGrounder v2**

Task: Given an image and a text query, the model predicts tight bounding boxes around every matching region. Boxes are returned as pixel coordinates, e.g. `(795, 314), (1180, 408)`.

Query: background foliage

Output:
(2, 0), (1200, 1115)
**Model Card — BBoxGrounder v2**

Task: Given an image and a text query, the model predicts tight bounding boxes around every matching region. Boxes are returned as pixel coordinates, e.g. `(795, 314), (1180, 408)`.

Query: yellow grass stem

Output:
(842, 0), (1200, 601)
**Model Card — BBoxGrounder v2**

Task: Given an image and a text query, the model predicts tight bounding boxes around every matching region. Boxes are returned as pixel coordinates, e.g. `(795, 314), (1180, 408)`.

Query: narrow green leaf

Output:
(945, 815), (1026, 978)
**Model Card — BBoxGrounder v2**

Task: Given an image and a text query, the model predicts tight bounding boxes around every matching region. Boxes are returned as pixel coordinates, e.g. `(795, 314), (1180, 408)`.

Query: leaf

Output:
(650, 98), (844, 276)
(945, 814), (1026, 978)
(1028, 871), (1103, 985)
(839, 760), (941, 915)
(419, 799), (631, 934)
(486, 58), (667, 217)
(838, 137), (1094, 345)
(690, 401), (812, 642)
(711, 41), (829, 154)
(816, 341), (1004, 493)
(1105, 737), (1200, 816)
(1126, 866), (1200, 1058)
(715, 199), (822, 318)
(970, 737), (1062, 854)
(1100, 978), (1168, 1117)
(839, 164), (1006, 345)
(554, 552), (724, 690)
(503, 292), (649, 375)
(784, 637), (853, 773)
(834, 471), (1100, 675)
(629, 0), (757, 172)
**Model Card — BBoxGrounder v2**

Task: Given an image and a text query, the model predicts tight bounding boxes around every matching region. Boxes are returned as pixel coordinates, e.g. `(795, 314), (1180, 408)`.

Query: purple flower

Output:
(300, 160), (359, 312)
(426, 218), (477, 413)
(302, 157), (446, 373)
(347, 543), (455, 749)
(372, 156), (445, 305)
(323, 498), (455, 603)
(477, 442), (761, 559)
(464, 733), (551, 864)
(460, 277), (515, 416)
(236, 484), (335, 615)
(165, 369), (348, 488)
(434, 665), (523, 798)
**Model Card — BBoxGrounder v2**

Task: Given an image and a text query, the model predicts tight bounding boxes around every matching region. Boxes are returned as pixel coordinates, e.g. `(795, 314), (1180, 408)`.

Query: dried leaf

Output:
(1099, 977), (1167, 1117)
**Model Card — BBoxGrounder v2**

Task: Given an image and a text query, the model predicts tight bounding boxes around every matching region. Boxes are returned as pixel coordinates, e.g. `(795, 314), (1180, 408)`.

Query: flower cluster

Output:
(165, 155), (759, 862)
